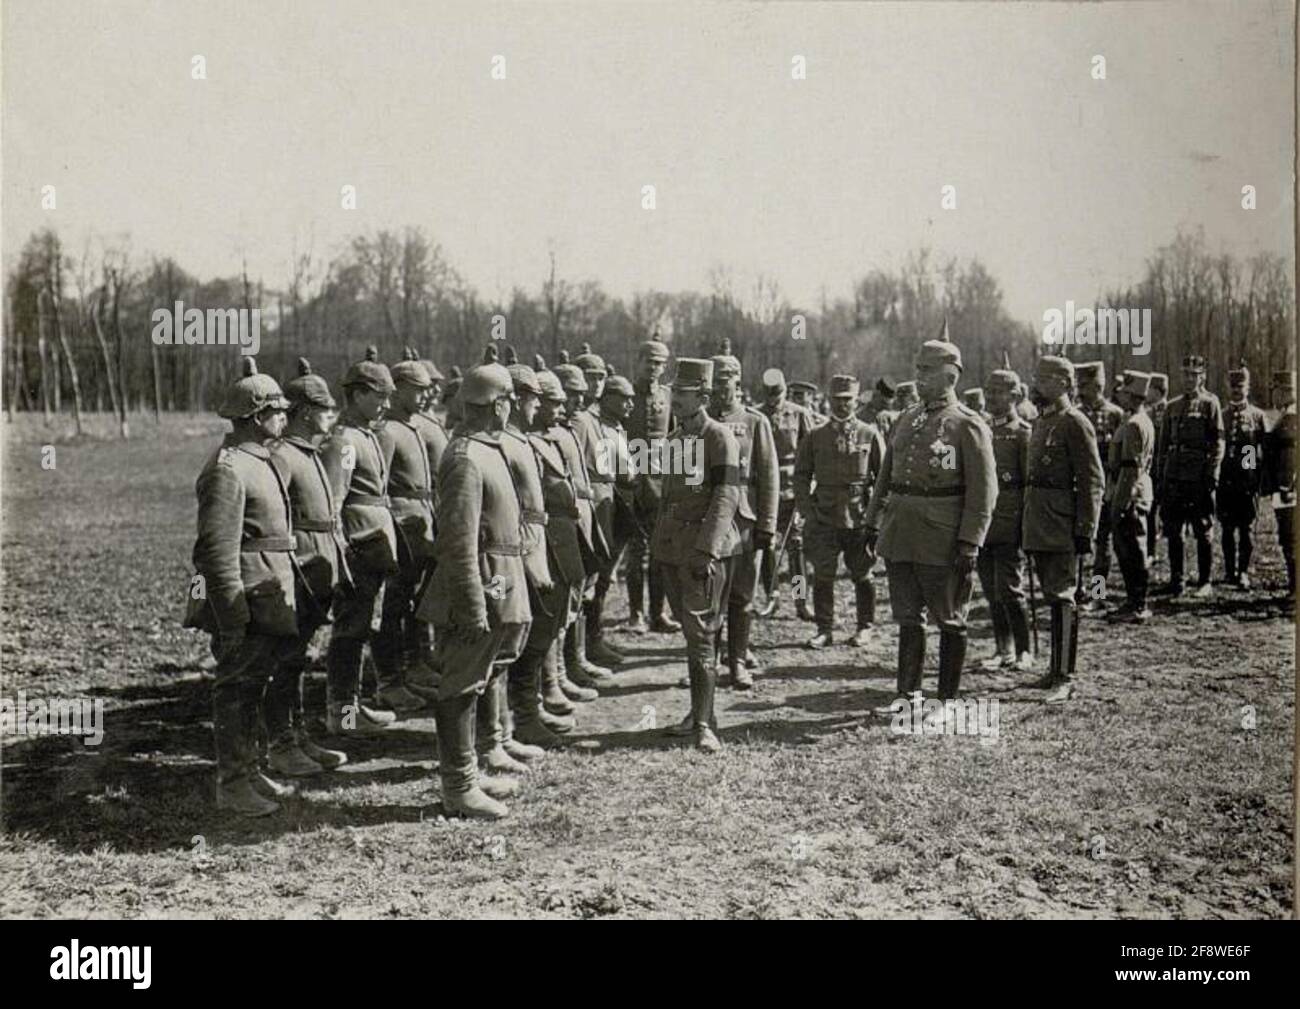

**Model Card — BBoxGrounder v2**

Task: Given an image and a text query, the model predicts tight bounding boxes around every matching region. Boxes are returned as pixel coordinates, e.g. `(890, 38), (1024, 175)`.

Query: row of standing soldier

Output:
(186, 335), (1297, 817)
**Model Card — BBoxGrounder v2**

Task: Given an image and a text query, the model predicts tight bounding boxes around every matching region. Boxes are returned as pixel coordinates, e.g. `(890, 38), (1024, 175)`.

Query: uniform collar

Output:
(224, 433), (271, 459)
(924, 388), (957, 412)
(281, 433), (320, 451)
(1041, 394), (1071, 417)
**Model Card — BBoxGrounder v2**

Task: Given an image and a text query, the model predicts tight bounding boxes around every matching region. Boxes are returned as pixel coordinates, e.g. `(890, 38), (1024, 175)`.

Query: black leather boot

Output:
(937, 629), (967, 700)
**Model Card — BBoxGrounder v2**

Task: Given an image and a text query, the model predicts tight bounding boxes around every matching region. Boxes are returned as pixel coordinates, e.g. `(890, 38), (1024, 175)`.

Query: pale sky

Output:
(3, 0), (1294, 325)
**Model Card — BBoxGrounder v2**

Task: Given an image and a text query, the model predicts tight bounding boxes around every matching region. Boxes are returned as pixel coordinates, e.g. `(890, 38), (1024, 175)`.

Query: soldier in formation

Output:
(757, 368), (817, 621)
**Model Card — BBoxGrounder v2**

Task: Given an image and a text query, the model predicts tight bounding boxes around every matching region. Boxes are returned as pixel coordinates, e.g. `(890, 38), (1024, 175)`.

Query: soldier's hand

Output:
(689, 550), (713, 581)
(954, 542), (977, 578)
(460, 615), (491, 641)
(1073, 536), (1093, 556)
(754, 530), (774, 552)
(863, 526), (879, 552)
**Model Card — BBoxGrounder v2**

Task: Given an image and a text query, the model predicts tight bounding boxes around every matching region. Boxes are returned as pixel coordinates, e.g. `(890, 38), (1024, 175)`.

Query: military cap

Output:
(391, 359), (432, 388)
(535, 370), (566, 402)
(828, 374), (860, 398)
(1149, 372), (1168, 394)
(421, 359), (445, 383)
(603, 374), (635, 398)
(1228, 363), (1250, 385)
(916, 339), (963, 371)
(962, 388), (987, 411)
(1075, 361), (1105, 384)
(672, 357), (714, 391)
(711, 354), (742, 381)
(507, 363), (542, 397)
(985, 369), (1020, 393)
(342, 346), (396, 393)
(1036, 355), (1076, 382)
(895, 380), (918, 397)
(1272, 370), (1296, 389)
(552, 363), (589, 395)
(284, 357), (336, 409)
(641, 339), (670, 363)
(1119, 370), (1151, 399)
(762, 367), (786, 390)
(220, 356), (289, 419)
(1182, 354), (1207, 372)
(575, 343), (607, 377)
(876, 378), (896, 397)
(787, 380), (818, 396)
(460, 363), (514, 405)
(533, 354), (547, 371)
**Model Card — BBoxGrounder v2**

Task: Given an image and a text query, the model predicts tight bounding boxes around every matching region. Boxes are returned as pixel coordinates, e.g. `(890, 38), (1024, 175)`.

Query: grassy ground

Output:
(0, 413), (1293, 919)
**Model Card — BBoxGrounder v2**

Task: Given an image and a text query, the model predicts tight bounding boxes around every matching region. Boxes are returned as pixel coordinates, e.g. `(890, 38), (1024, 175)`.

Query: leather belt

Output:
(390, 489), (432, 501)
(294, 517), (338, 533)
(889, 483), (964, 497)
(347, 492), (391, 508)
(242, 536), (296, 552)
(521, 508), (549, 525)
(1027, 479), (1071, 490)
(482, 543), (525, 556)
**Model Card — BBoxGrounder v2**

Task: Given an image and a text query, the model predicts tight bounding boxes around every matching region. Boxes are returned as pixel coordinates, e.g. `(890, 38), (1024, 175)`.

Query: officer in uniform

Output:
(1021, 356), (1104, 702)
(653, 358), (740, 752)
(319, 347), (400, 736)
(373, 354), (439, 713)
(587, 375), (639, 668)
(794, 375), (886, 649)
(266, 358), (349, 778)
(858, 379), (898, 439)
(1145, 372), (1170, 557)
(1076, 362), (1125, 581)
(709, 352), (779, 689)
(1155, 355), (1225, 597)
(1217, 365), (1268, 589)
(864, 339), (996, 705)
(575, 344), (607, 407)
(1262, 370), (1297, 596)
(553, 363), (614, 690)
(1107, 371), (1157, 622)
(624, 337), (679, 634)
(548, 363), (608, 698)
(787, 380), (819, 414)
(757, 367), (817, 621)
(507, 368), (592, 750)
(185, 358), (296, 816)
(975, 368), (1033, 671)
(416, 363), (532, 820)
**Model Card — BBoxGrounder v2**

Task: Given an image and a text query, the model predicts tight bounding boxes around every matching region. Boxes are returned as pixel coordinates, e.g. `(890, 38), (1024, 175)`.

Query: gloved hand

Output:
(1073, 536), (1093, 556)
(954, 541), (978, 578)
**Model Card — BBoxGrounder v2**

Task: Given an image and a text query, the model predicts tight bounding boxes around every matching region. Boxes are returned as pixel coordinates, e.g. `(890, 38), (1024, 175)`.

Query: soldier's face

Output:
(586, 375), (606, 401)
(1146, 385), (1164, 406)
(490, 395), (510, 430)
(986, 386), (1012, 415)
(712, 377), (740, 408)
(425, 382), (443, 409)
(311, 405), (338, 435)
(671, 387), (706, 418)
(639, 357), (665, 383)
(517, 391), (540, 427)
(1229, 381), (1248, 402)
(395, 383), (423, 414)
(1274, 384), (1295, 408)
(765, 386), (785, 408)
(354, 388), (388, 422)
(538, 398), (563, 427)
(789, 390), (809, 407)
(256, 408), (287, 439)
(1182, 367), (1203, 392)
(914, 362), (953, 401)
(565, 390), (585, 416)
(830, 396), (855, 420)
(1078, 377), (1103, 403)
(604, 392), (634, 421)
(1035, 372), (1069, 402)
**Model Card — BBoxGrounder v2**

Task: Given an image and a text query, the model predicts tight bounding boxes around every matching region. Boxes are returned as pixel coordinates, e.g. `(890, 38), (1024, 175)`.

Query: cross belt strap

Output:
(294, 517), (339, 533)
(889, 483), (965, 497)
(242, 536), (296, 552)
(347, 492), (391, 508)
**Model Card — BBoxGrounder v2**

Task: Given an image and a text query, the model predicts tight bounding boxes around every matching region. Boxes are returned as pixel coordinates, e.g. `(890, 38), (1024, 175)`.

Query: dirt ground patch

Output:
(1, 414), (1293, 919)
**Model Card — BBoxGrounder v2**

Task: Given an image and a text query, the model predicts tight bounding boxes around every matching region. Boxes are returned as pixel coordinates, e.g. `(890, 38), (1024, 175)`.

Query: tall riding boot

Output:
(213, 680), (278, 816)
(1222, 525), (1237, 584)
(727, 604), (754, 689)
(477, 671), (528, 776)
(325, 638), (394, 734)
(989, 598), (1011, 657)
(266, 665), (322, 777)
(851, 579), (876, 645)
(436, 691), (507, 820)
(807, 577), (836, 647)
(405, 618), (440, 700)
(937, 629), (967, 700)
(1006, 600), (1030, 658)
(791, 547), (814, 621)
(540, 638), (577, 713)
(1239, 524), (1254, 580)
(507, 649), (561, 752)
(690, 658), (721, 753)
(648, 562), (677, 630)
(572, 619), (613, 682)
(897, 624), (926, 696)
(1195, 535), (1213, 588)
(627, 551), (646, 623)
(371, 625), (424, 714)
(1036, 604), (1063, 688)
(585, 597), (624, 667)
(1166, 534), (1185, 591)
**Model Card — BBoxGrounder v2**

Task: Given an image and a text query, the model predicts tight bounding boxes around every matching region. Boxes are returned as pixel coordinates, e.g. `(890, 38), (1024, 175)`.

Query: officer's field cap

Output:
(829, 374), (859, 398)
(762, 367), (786, 390)
(507, 363), (543, 398)
(1076, 360), (1105, 382)
(391, 360), (432, 389)
(985, 369), (1019, 393)
(602, 374), (635, 398)
(220, 357), (290, 419)
(342, 346), (396, 394)
(916, 339), (963, 372)
(787, 380), (817, 395)
(535, 370), (567, 402)
(710, 355), (742, 382)
(672, 357), (714, 391)
(1150, 372), (1169, 393)
(876, 378), (896, 397)
(962, 388), (986, 409)
(284, 357), (336, 410)
(1037, 356), (1075, 382)
(640, 339), (670, 363)
(1228, 363), (1251, 385)
(1119, 370), (1152, 399)
(1272, 370), (1296, 389)
(575, 345), (607, 377)
(552, 363), (589, 395)
(460, 363), (515, 405)
(1182, 354), (1207, 372)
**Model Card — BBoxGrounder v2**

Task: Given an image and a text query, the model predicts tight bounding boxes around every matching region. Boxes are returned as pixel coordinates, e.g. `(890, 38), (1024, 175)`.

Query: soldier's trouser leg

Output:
(1238, 521), (1254, 576)
(839, 528), (875, 629)
(1113, 508), (1149, 609)
(725, 538), (758, 672)
(512, 578), (570, 741)
(976, 548), (1009, 654)
(328, 563), (384, 703)
(211, 631), (280, 785)
(804, 519), (839, 633)
(812, 578), (836, 633)
(476, 667), (508, 756)
(648, 560), (668, 622)
(433, 621), (528, 702)
(1165, 511), (1186, 590)
(886, 562), (933, 696)
(625, 528), (647, 618)
(1093, 506), (1113, 576)
(664, 558), (729, 727)
(1221, 522), (1237, 582)
(1031, 552), (1077, 681)
(267, 606), (328, 750)
(1276, 507), (1296, 591)
(376, 564), (420, 690)
(911, 562), (972, 700)
(1192, 520), (1214, 587)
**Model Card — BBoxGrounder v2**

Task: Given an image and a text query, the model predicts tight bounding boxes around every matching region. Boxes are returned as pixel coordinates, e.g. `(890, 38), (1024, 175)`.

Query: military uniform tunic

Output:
(711, 401), (779, 607)
(1262, 405), (1297, 587)
(794, 415), (885, 579)
(1157, 388), (1225, 530)
(1217, 398), (1268, 524)
(1109, 409), (1156, 607)
(524, 427), (588, 641)
(976, 412), (1032, 652)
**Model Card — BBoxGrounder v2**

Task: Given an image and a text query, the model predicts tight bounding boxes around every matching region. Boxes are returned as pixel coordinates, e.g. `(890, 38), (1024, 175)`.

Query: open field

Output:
(0, 413), (1293, 919)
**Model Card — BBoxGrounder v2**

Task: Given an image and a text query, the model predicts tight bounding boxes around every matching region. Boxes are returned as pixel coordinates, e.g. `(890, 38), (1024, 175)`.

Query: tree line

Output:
(5, 225), (1294, 436)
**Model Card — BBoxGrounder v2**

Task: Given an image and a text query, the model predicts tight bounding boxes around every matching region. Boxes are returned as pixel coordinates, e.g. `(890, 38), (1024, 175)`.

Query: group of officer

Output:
(186, 331), (1297, 818)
